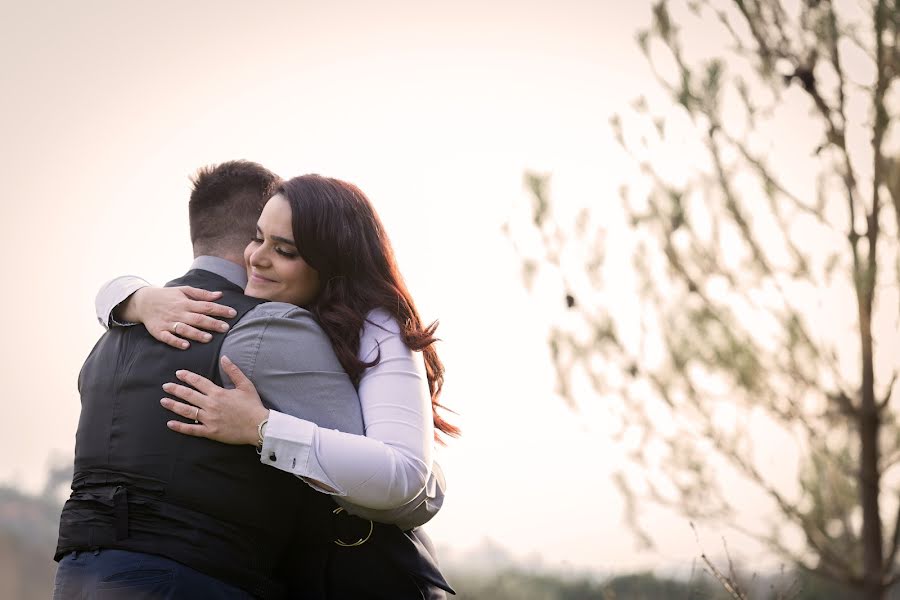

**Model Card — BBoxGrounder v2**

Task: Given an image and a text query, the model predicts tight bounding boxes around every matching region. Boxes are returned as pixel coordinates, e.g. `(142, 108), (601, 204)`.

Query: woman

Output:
(100, 174), (458, 599)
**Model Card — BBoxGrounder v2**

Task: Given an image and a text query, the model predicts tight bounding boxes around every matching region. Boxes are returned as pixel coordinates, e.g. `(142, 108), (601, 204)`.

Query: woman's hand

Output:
(161, 356), (269, 445)
(123, 286), (237, 350)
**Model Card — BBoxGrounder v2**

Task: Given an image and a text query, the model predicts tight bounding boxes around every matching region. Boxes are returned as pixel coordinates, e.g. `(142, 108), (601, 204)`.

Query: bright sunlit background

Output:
(0, 0), (782, 576)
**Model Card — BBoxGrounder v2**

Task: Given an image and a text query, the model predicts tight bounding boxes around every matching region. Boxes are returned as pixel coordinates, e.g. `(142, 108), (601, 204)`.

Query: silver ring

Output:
(193, 406), (200, 424)
(173, 322), (182, 334)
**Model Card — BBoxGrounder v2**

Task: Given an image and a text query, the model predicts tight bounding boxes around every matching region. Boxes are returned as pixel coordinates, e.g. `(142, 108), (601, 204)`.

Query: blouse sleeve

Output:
(95, 275), (151, 327)
(259, 309), (435, 510)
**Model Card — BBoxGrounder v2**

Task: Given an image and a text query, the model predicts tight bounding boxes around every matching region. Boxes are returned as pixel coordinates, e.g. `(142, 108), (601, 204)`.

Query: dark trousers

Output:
(53, 549), (256, 600)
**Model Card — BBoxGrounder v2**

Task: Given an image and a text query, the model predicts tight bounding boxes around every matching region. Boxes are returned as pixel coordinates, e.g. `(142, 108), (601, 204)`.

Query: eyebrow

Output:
(256, 225), (297, 247)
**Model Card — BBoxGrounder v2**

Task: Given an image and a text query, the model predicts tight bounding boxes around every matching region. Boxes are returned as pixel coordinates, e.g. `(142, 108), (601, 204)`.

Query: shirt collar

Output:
(190, 256), (248, 289)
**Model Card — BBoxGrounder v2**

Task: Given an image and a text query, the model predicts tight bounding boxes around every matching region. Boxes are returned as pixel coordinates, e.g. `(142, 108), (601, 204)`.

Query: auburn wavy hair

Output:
(278, 174), (459, 442)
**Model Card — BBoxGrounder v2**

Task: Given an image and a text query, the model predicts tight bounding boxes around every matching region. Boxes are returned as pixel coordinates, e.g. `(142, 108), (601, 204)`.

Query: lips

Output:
(250, 273), (277, 284)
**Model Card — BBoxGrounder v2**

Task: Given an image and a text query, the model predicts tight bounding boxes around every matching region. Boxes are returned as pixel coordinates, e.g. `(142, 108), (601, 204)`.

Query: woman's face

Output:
(244, 194), (321, 306)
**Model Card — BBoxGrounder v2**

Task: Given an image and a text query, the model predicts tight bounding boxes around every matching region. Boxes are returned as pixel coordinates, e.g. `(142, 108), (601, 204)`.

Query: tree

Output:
(511, 1), (900, 598)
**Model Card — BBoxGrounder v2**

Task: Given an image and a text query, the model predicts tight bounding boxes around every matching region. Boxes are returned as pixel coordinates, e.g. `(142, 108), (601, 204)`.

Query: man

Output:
(55, 161), (448, 599)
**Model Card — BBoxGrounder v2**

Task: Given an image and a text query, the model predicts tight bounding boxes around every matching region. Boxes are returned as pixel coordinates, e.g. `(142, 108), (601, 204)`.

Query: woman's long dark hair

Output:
(278, 174), (459, 442)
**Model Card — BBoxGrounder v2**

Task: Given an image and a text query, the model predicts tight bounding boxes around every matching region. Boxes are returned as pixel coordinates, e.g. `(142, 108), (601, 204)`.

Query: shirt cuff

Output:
(259, 410), (342, 495)
(96, 276), (150, 328)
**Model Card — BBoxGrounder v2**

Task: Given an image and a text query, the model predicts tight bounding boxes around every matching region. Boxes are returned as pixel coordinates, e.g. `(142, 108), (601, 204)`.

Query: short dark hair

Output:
(188, 160), (281, 257)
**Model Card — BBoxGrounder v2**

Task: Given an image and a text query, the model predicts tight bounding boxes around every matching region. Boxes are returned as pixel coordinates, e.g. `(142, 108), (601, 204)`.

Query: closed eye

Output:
(254, 226), (297, 258)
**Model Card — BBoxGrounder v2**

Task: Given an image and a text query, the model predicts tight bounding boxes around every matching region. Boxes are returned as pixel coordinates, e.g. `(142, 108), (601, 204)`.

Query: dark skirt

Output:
(279, 512), (453, 600)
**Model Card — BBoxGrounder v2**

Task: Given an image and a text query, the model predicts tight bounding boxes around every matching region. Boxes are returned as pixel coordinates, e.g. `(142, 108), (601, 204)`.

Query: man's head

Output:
(188, 160), (281, 262)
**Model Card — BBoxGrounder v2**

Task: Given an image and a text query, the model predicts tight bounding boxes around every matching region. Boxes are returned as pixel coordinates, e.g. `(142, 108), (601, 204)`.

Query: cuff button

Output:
(269, 452), (277, 462)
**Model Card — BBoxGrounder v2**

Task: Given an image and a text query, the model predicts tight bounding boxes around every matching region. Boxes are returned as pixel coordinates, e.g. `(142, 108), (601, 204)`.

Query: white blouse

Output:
(260, 308), (436, 509)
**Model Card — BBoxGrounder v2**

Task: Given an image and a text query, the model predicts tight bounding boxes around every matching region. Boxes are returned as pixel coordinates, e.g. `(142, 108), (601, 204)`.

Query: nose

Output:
(248, 242), (271, 268)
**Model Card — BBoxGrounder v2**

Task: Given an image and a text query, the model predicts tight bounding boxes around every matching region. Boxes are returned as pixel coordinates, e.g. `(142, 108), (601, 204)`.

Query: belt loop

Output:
(113, 486), (129, 540)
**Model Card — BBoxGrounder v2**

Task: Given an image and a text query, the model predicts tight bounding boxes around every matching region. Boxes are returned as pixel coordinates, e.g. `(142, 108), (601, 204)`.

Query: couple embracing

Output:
(53, 161), (458, 599)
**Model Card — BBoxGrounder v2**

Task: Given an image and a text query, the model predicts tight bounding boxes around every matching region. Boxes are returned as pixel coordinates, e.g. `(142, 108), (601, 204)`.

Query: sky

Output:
(0, 0), (805, 574)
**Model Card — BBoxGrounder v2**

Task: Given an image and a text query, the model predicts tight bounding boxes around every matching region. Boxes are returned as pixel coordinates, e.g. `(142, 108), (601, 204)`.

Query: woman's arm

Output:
(259, 309), (435, 510)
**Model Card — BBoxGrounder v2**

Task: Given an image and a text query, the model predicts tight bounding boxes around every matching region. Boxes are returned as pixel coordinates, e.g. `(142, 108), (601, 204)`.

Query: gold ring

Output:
(173, 322), (182, 334)
(193, 406), (200, 423)
(332, 507), (373, 547)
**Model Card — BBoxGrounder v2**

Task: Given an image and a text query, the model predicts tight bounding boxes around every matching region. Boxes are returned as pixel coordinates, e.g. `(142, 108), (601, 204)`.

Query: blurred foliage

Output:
(0, 462), (71, 599)
(448, 569), (724, 599)
(444, 565), (900, 599)
(510, 0), (900, 598)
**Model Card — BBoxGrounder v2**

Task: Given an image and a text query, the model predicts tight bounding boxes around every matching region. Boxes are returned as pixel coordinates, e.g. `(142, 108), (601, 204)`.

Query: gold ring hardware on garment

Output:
(332, 507), (374, 547)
